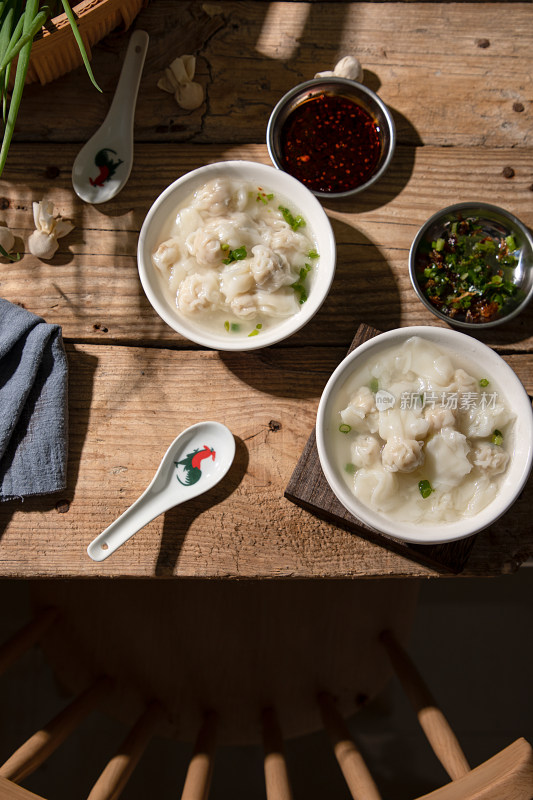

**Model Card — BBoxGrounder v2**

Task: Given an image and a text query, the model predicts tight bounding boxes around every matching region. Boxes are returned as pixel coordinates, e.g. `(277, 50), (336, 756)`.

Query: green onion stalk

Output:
(0, 0), (101, 177)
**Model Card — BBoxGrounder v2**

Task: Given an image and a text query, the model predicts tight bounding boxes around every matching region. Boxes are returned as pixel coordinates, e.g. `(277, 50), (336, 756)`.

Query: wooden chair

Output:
(260, 629), (533, 800)
(0, 579), (418, 798)
(1, 582), (530, 799)
(0, 607), (217, 800)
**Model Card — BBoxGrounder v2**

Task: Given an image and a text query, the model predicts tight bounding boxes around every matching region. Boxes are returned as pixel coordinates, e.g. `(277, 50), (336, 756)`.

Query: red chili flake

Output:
(280, 93), (382, 193)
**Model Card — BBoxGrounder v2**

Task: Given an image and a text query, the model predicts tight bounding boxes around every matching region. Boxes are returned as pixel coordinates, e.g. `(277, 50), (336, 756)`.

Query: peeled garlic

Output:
(0, 225), (15, 254)
(315, 55), (363, 83)
(28, 200), (74, 260)
(157, 55), (204, 110)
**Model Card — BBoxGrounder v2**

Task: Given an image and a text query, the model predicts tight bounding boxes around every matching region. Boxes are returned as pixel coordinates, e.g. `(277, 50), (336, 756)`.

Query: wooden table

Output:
(0, 0), (531, 578)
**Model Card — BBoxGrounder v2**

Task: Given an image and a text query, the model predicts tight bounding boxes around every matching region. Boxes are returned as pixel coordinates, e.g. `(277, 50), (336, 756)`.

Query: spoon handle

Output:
(104, 29), (149, 138)
(87, 489), (174, 562)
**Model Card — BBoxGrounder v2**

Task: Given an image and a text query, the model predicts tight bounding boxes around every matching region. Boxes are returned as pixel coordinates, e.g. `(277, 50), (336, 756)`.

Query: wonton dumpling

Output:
(353, 466), (399, 511)
(230, 292), (258, 319)
(396, 337), (455, 387)
(378, 407), (429, 442)
(192, 178), (234, 216)
(459, 402), (513, 439)
(186, 225), (223, 267)
(153, 238), (180, 273)
(269, 226), (309, 258)
(425, 428), (472, 489)
(174, 207), (205, 241)
(424, 405), (456, 434)
(220, 261), (255, 302)
(447, 368), (479, 395)
(351, 435), (381, 468)
(177, 272), (220, 314)
(340, 387), (379, 433)
(250, 245), (293, 290)
(381, 437), (424, 473)
(255, 288), (299, 318)
(472, 442), (510, 475)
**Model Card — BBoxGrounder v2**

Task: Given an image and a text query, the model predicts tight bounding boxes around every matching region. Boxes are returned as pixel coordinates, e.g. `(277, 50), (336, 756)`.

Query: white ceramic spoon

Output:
(87, 422), (236, 561)
(72, 29), (149, 204)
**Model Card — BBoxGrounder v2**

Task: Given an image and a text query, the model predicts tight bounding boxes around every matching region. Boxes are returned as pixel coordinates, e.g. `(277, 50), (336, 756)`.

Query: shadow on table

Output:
(154, 434), (249, 576)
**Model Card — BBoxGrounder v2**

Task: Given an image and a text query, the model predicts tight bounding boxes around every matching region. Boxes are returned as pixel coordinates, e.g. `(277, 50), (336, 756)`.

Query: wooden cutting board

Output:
(284, 323), (478, 574)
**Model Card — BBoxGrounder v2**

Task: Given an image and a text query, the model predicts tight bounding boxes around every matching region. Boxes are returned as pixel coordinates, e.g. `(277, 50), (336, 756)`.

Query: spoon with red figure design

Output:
(87, 422), (235, 561)
(72, 29), (149, 204)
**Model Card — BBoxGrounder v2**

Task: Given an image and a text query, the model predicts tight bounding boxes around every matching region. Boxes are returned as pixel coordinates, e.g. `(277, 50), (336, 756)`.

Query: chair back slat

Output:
(380, 630), (470, 781)
(262, 707), (293, 800)
(0, 676), (112, 784)
(414, 737), (533, 800)
(0, 776), (47, 800)
(180, 711), (217, 800)
(0, 609), (57, 679)
(318, 692), (382, 800)
(86, 701), (164, 800)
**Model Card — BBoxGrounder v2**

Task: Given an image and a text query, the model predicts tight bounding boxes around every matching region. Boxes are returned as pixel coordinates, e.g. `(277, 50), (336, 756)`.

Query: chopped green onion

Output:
(418, 479), (433, 499)
(221, 242), (230, 251)
(307, 249), (319, 259)
(222, 245), (247, 265)
(492, 429), (503, 446)
(505, 234), (516, 251)
(291, 262), (311, 304)
(339, 423), (351, 434)
(479, 378), (489, 387)
(247, 323), (262, 337)
(369, 377), (379, 393)
(434, 238), (445, 252)
(345, 463), (357, 475)
(224, 321), (240, 332)
(279, 205), (306, 232)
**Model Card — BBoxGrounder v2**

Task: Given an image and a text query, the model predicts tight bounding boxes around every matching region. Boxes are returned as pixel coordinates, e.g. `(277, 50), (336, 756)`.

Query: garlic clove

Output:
(174, 81), (204, 110)
(157, 70), (178, 94)
(333, 55), (363, 82)
(315, 56), (364, 83)
(28, 230), (59, 260)
(169, 55), (196, 84)
(54, 219), (75, 239)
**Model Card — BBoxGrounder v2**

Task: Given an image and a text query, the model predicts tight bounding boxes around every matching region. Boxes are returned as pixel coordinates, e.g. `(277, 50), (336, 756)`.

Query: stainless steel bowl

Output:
(409, 202), (533, 329)
(266, 77), (396, 200)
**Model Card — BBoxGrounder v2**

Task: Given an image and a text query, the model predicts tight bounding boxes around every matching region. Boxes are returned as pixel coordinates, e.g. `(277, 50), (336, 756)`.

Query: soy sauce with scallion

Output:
(416, 217), (520, 324)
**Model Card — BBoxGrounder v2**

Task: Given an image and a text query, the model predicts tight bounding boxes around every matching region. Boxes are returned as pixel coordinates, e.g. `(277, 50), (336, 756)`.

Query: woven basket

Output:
(26, 0), (144, 85)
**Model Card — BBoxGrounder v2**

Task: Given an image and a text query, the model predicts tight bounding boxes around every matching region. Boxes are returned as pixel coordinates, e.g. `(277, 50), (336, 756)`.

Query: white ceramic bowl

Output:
(316, 326), (533, 545)
(137, 160), (336, 350)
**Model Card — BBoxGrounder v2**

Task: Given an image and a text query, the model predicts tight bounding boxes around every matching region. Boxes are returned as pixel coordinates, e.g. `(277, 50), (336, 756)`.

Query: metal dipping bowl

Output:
(409, 202), (533, 329)
(267, 77), (396, 200)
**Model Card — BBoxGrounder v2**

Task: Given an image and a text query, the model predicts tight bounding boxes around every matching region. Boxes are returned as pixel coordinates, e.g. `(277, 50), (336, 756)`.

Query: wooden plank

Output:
(0, 343), (530, 579)
(1, 143), (532, 351)
(10, 2), (532, 149)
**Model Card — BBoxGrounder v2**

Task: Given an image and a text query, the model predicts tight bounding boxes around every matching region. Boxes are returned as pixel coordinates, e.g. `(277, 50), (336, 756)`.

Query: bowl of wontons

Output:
(316, 326), (533, 544)
(137, 160), (336, 350)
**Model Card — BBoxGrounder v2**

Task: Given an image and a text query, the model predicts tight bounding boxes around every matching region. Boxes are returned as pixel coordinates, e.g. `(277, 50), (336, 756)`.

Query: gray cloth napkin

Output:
(0, 299), (68, 501)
